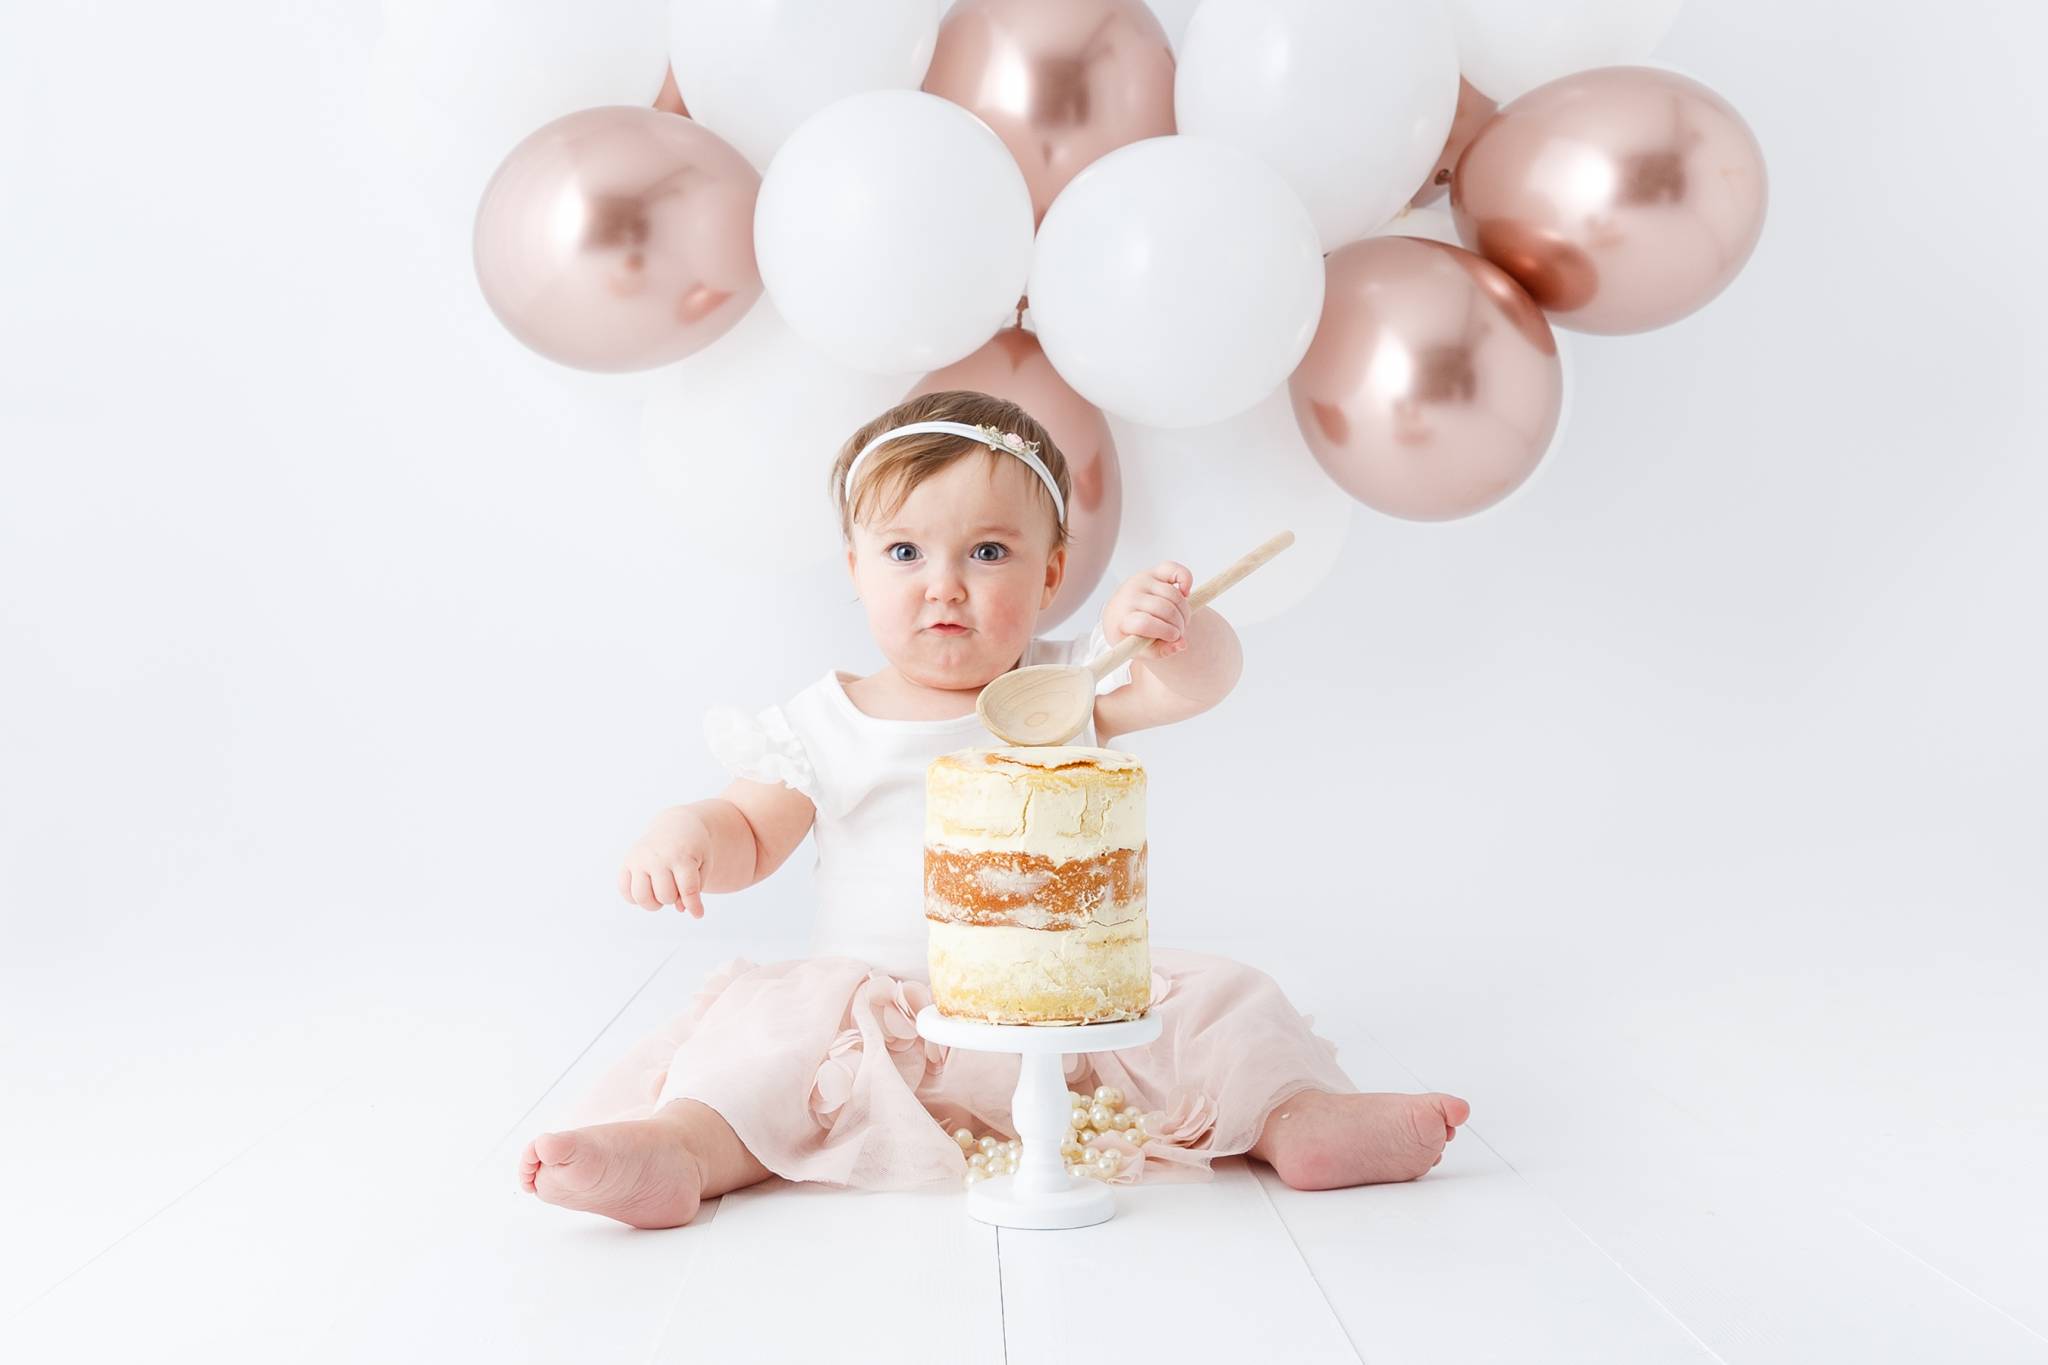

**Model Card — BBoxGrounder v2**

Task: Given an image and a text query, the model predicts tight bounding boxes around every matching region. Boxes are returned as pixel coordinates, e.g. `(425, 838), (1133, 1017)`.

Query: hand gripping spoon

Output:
(975, 530), (1296, 747)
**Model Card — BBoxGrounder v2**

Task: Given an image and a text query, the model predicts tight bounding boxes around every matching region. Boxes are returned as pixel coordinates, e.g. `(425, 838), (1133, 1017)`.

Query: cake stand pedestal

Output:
(915, 1003), (1162, 1230)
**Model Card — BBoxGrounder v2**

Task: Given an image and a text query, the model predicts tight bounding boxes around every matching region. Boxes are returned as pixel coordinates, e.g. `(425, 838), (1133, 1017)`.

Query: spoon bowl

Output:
(975, 665), (1101, 746)
(976, 530), (1296, 747)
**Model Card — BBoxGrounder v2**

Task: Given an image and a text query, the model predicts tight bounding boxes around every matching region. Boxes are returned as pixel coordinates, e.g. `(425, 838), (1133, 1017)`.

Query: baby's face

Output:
(846, 454), (1066, 691)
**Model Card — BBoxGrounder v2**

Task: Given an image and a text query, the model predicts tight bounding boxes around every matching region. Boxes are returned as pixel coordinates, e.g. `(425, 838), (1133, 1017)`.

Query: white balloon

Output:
(1108, 386), (1354, 626)
(1175, 0), (1458, 250)
(1029, 135), (1324, 431)
(756, 90), (1035, 375)
(1446, 0), (1686, 103)
(669, 0), (940, 170)
(640, 299), (915, 570)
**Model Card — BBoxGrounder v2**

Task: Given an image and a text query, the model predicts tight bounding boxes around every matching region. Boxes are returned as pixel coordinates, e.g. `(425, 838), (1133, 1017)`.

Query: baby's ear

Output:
(1040, 542), (1067, 607)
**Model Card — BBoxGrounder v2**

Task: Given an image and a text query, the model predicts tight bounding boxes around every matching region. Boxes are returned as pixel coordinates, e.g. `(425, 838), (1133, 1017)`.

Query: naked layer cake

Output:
(924, 745), (1149, 1025)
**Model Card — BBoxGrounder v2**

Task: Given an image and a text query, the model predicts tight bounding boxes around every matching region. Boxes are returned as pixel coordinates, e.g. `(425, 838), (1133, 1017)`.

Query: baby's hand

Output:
(619, 808), (712, 918)
(1102, 561), (1194, 657)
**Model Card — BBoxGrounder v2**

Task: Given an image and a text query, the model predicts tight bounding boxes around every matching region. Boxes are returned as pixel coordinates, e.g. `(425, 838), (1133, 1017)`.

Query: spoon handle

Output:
(1088, 530), (1296, 681)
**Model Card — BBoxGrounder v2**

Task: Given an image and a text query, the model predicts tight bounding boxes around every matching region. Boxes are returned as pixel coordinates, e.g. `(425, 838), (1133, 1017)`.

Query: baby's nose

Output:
(925, 569), (967, 602)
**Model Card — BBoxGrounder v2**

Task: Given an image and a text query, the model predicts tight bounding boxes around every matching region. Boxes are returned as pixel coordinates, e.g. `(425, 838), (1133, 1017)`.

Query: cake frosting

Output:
(925, 746), (1149, 1025)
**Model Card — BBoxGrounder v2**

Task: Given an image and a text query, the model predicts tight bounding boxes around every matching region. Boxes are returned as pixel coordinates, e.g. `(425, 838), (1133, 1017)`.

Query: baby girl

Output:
(520, 389), (1469, 1229)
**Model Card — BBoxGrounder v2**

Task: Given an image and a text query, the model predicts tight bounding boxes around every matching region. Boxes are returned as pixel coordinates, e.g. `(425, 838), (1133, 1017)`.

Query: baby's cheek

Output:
(985, 590), (1041, 640)
(985, 611), (1031, 645)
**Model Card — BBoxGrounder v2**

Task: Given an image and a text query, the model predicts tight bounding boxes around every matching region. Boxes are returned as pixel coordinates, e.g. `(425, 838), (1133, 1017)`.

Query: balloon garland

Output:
(467, 0), (1764, 613)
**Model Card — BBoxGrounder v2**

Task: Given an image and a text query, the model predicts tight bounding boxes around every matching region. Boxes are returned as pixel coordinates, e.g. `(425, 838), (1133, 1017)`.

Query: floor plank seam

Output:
(1247, 1161), (1368, 1364)
(1829, 1197), (2048, 1346)
(1454, 1121), (1732, 1364)
(640, 1240), (697, 1365)
(995, 1228), (1010, 1365)
(479, 943), (686, 1165)
(1624, 1073), (2048, 1344)
(635, 1187), (751, 1364)
(2, 1091), (328, 1325)
(1333, 1014), (1733, 1365)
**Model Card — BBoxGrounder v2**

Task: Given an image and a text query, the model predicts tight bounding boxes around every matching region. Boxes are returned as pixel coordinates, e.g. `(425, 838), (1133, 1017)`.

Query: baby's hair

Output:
(831, 390), (1072, 551)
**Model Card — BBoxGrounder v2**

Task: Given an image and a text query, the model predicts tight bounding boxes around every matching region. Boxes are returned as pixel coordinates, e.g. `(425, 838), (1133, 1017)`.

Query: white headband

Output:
(842, 420), (1066, 525)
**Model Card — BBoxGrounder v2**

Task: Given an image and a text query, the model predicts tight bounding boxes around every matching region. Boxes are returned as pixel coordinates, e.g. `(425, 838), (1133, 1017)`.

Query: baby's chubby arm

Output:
(618, 778), (817, 918)
(1092, 560), (1245, 745)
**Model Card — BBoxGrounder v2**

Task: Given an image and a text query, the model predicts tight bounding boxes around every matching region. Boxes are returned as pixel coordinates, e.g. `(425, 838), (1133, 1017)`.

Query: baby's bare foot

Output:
(518, 1111), (707, 1229)
(1255, 1089), (1471, 1191)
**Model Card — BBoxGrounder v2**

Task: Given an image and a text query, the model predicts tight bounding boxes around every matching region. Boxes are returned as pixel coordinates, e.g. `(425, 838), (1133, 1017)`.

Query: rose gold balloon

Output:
(1289, 236), (1562, 522)
(1450, 65), (1768, 335)
(1410, 78), (1496, 208)
(474, 106), (760, 372)
(923, 0), (1175, 227)
(653, 64), (689, 116)
(908, 327), (1123, 628)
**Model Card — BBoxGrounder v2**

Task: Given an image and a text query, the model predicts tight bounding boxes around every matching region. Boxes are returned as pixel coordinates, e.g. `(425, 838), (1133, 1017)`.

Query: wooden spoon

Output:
(976, 530), (1296, 747)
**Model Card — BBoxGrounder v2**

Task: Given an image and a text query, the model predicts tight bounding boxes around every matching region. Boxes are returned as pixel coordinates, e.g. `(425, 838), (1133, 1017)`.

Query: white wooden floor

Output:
(4, 928), (2044, 1364)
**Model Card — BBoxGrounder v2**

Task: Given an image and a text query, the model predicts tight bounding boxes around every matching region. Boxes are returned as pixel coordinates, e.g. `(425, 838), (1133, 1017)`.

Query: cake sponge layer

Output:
(927, 916), (1150, 1025)
(925, 844), (1146, 929)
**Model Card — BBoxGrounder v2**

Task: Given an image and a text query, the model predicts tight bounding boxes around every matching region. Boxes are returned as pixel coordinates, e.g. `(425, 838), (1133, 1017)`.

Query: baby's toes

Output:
(530, 1130), (608, 1198)
(1405, 1097), (1457, 1158)
(1425, 1093), (1470, 1144)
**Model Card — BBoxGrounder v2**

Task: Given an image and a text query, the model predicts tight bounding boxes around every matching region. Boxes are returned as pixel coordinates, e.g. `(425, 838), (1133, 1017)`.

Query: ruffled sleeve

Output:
(703, 702), (819, 802)
(1078, 619), (1136, 695)
(1022, 622), (1138, 694)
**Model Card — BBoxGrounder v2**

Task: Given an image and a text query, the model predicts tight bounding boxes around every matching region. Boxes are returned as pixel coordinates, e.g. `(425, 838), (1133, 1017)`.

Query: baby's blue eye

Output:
(887, 543), (919, 563)
(972, 543), (1008, 563)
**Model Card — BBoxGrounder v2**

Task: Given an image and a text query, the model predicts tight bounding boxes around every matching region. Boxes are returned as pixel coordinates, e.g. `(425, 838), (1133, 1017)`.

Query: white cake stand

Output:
(915, 1003), (1162, 1230)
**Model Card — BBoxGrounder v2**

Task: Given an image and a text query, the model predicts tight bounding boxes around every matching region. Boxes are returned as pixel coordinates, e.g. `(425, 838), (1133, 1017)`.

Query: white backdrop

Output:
(2, 0), (2044, 1321)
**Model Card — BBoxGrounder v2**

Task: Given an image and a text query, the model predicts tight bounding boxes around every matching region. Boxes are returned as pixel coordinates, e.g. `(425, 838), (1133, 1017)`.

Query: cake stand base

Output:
(915, 1003), (1163, 1231)
(964, 1171), (1114, 1230)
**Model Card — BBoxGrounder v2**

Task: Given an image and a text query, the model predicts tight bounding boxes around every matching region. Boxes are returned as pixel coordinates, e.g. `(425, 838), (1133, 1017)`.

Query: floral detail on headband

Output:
(844, 418), (1066, 526)
(974, 424), (1039, 458)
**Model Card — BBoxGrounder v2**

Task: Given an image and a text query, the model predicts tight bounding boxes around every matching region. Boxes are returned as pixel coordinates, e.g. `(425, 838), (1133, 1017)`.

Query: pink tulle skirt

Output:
(562, 946), (1357, 1191)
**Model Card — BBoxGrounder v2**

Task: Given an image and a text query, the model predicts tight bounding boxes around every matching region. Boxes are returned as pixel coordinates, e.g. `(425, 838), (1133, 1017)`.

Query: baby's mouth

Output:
(926, 623), (970, 635)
